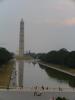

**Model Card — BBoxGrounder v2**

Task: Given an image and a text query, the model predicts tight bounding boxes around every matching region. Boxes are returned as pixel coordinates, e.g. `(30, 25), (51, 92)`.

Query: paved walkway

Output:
(0, 91), (74, 100)
(0, 86), (75, 92)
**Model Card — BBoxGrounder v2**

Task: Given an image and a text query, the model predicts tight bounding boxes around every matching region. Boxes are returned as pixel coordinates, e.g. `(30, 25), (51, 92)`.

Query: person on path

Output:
(34, 86), (37, 96)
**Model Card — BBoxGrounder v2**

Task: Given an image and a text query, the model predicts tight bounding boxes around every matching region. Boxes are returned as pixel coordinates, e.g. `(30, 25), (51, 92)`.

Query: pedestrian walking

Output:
(34, 91), (37, 96)
(41, 85), (44, 90)
(46, 86), (48, 90)
(34, 86), (37, 96)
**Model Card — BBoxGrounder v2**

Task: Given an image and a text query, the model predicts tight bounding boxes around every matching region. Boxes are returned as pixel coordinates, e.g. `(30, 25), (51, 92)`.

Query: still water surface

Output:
(16, 60), (75, 89)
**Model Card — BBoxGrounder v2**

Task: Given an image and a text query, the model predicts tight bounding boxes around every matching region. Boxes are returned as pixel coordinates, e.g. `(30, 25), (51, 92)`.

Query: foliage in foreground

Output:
(56, 97), (68, 100)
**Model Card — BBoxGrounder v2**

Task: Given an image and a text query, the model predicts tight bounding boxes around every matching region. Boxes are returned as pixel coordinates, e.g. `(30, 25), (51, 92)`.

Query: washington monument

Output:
(18, 19), (24, 87)
(19, 19), (24, 56)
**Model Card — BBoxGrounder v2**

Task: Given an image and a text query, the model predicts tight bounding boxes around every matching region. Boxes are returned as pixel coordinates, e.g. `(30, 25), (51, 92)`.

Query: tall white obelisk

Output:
(19, 19), (24, 56)
(18, 19), (24, 88)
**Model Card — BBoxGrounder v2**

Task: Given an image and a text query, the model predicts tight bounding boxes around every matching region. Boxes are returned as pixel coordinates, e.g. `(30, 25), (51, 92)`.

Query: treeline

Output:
(37, 48), (75, 68)
(0, 47), (14, 65)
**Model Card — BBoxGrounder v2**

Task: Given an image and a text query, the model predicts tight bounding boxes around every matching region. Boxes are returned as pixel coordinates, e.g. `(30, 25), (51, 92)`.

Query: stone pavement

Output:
(0, 91), (75, 100)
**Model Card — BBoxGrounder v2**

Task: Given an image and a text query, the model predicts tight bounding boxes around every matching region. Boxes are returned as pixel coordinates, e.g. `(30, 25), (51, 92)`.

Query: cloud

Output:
(32, 19), (64, 27)
(72, 0), (75, 2)
(0, 0), (3, 2)
(64, 18), (75, 25)
(0, 0), (4, 3)
(29, 18), (75, 27)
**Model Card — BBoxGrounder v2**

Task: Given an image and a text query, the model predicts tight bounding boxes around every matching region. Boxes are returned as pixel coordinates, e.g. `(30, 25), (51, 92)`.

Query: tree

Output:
(65, 51), (75, 67)
(0, 47), (13, 65)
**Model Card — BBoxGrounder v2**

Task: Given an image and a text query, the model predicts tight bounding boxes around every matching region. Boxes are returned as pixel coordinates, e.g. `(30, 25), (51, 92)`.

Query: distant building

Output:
(19, 19), (24, 56)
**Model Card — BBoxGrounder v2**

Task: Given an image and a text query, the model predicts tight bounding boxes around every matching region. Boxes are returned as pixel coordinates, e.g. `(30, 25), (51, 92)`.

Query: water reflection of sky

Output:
(19, 61), (74, 88)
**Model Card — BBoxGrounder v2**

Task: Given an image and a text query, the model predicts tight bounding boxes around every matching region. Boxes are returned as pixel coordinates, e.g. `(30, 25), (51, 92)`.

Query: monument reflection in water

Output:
(18, 61), (24, 88)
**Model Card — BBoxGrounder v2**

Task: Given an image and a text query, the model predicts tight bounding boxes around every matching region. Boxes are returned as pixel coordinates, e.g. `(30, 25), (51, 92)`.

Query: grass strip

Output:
(0, 63), (13, 89)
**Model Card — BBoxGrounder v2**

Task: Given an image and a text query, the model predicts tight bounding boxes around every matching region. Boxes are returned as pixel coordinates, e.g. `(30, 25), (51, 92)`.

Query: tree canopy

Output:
(38, 48), (75, 68)
(56, 97), (67, 100)
(0, 47), (13, 65)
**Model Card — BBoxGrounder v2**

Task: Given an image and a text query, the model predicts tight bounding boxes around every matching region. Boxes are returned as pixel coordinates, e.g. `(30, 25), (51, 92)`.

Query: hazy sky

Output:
(0, 0), (75, 53)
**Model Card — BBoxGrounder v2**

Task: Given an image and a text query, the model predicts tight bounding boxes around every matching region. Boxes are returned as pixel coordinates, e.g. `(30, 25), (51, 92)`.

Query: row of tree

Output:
(37, 48), (75, 68)
(0, 47), (14, 65)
